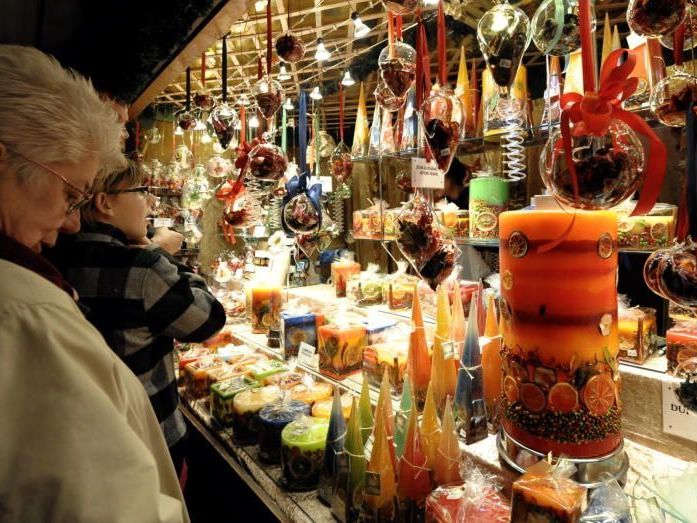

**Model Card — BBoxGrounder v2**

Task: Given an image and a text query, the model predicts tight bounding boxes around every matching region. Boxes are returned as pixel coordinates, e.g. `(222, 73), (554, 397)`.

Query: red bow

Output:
(234, 137), (261, 172)
(560, 48), (667, 216)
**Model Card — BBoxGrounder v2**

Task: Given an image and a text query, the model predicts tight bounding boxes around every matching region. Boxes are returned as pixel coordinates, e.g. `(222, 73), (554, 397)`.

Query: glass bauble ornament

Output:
(275, 33), (305, 63)
(378, 41), (417, 98)
(396, 192), (456, 290)
(177, 111), (196, 131)
(660, 5), (697, 49)
(628, 0), (687, 37)
(420, 85), (463, 174)
(252, 77), (284, 119)
(649, 65), (697, 127)
(174, 144), (194, 169)
(380, 0), (418, 15)
(194, 91), (216, 110)
(181, 164), (211, 211)
(477, 0), (531, 91)
(644, 249), (671, 297)
(316, 131), (336, 158)
(374, 80), (406, 112)
(540, 119), (645, 209)
(531, 0), (595, 56)
(655, 240), (697, 307)
(147, 127), (162, 144)
(330, 141), (353, 197)
(248, 142), (289, 181)
(206, 156), (232, 178)
(209, 103), (239, 150)
(283, 192), (321, 234)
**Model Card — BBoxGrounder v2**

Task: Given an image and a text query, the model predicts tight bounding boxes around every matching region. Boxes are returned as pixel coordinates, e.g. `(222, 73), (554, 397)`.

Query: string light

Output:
(249, 114), (260, 127)
(201, 133), (212, 144)
(310, 86), (323, 100)
(315, 38), (331, 61)
(194, 119), (207, 131)
(341, 70), (356, 86)
(254, 0), (265, 11)
(174, 126), (184, 136)
(351, 12), (370, 38)
(284, 98), (294, 110)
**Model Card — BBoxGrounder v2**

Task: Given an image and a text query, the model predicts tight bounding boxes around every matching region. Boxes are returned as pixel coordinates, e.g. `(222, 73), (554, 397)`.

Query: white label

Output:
(234, 268), (243, 279)
(298, 342), (319, 371)
(627, 349), (638, 358)
(153, 218), (173, 228)
(499, 58), (512, 68)
(662, 380), (697, 443)
(244, 263), (256, 273)
(442, 341), (456, 361)
(411, 157), (444, 189)
(395, 412), (407, 434)
(364, 433), (375, 461)
(254, 250), (270, 259)
(184, 221), (194, 232)
(252, 225), (266, 238)
(318, 176), (333, 193)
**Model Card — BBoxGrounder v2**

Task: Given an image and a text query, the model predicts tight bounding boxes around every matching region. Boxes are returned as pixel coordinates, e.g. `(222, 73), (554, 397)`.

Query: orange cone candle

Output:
(481, 293), (502, 430)
(397, 408), (431, 521)
(499, 209), (621, 458)
(363, 406), (398, 520)
(433, 397), (462, 486)
(431, 285), (456, 411)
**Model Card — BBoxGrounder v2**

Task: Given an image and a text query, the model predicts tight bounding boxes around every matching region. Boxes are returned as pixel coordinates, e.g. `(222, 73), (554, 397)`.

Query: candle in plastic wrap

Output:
(481, 293), (503, 429)
(318, 389), (347, 505)
(433, 397), (462, 486)
(280, 311), (318, 359)
(667, 321), (697, 376)
(232, 385), (282, 445)
(408, 291), (432, 409)
(394, 377), (414, 459)
(618, 306), (657, 364)
(359, 378), (374, 445)
(331, 398), (365, 522)
(281, 416), (329, 491)
(258, 400), (311, 463)
(431, 284), (457, 412)
(363, 405), (399, 521)
(318, 322), (368, 379)
(210, 376), (260, 427)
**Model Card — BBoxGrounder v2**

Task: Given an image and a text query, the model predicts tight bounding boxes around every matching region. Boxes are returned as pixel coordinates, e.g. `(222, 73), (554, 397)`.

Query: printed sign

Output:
(317, 176), (333, 193)
(298, 342), (319, 371)
(411, 157), (444, 189)
(365, 471), (381, 496)
(253, 225), (266, 238)
(442, 341), (456, 361)
(662, 380), (697, 443)
(153, 218), (173, 228)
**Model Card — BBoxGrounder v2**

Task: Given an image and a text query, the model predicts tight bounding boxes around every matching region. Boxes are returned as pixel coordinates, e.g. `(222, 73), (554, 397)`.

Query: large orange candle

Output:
(250, 284), (282, 334)
(499, 209), (621, 459)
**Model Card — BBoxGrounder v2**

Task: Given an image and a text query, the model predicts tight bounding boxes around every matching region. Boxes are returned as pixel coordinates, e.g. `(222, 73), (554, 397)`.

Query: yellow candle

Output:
(420, 382), (442, 473)
(408, 289), (431, 409)
(433, 397), (462, 486)
(431, 285), (455, 411)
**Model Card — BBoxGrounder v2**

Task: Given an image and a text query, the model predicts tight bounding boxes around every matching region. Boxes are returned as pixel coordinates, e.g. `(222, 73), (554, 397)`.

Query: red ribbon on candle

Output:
(339, 83), (344, 142)
(257, 57), (263, 80)
(396, 14), (403, 39)
(675, 22), (686, 66)
(559, 48), (668, 216)
(266, 0), (272, 75)
(437, 0), (446, 86)
(415, 15), (432, 161)
(388, 13), (395, 56)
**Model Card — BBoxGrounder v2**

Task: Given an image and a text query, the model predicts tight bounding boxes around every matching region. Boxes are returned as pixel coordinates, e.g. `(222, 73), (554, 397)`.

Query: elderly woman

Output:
(0, 45), (188, 522)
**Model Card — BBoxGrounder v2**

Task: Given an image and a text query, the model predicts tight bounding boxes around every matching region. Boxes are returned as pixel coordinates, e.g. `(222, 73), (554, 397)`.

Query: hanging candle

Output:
(394, 376), (414, 458)
(318, 389), (347, 505)
(406, 290), (432, 410)
(209, 35), (238, 151)
(628, 0), (687, 37)
(281, 173), (322, 235)
(431, 284), (457, 412)
(379, 14), (416, 99)
(454, 299), (487, 444)
(433, 396), (462, 486)
(362, 408), (398, 521)
(352, 82), (370, 157)
(531, 0), (595, 56)
(330, 84), (354, 197)
(650, 23), (697, 127)
(420, 0), (463, 174)
(541, 0), (667, 215)
(420, 382), (442, 471)
(396, 408), (431, 521)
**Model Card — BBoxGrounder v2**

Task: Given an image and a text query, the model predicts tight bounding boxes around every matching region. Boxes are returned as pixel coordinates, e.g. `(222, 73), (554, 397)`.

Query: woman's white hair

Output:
(0, 45), (126, 185)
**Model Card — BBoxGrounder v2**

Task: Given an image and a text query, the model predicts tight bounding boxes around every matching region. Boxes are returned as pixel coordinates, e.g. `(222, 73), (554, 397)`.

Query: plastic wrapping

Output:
(383, 261), (419, 310)
(615, 201), (677, 249)
(581, 477), (631, 522)
(347, 264), (386, 306)
(331, 251), (361, 297)
(617, 302), (657, 364)
(318, 319), (368, 380)
(318, 389), (347, 504)
(281, 415), (329, 491)
(258, 400), (311, 463)
(332, 399), (365, 522)
(666, 321), (697, 375)
(233, 385), (283, 445)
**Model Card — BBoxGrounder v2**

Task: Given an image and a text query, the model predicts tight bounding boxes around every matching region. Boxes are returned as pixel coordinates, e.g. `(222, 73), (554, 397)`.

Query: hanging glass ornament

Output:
(252, 76), (284, 119)
(374, 80), (406, 112)
(660, 5), (697, 49)
(174, 144), (194, 169)
(654, 240), (697, 307)
(316, 131), (336, 158)
(177, 111), (197, 131)
(209, 103), (239, 150)
(248, 142), (289, 182)
(181, 164), (211, 211)
(540, 119), (645, 209)
(531, 0), (595, 56)
(644, 248), (672, 298)
(628, 0), (687, 37)
(194, 91), (216, 111)
(281, 174), (322, 235)
(420, 84), (463, 174)
(330, 141), (353, 197)
(378, 41), (416, 99)
(650, 66), (697, 128)
(276, 33), (305, 63)
(206, 156), (232, 178)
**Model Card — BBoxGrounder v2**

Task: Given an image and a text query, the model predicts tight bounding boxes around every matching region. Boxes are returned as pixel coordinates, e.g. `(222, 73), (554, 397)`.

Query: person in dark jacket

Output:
(53, 160), (226, 474)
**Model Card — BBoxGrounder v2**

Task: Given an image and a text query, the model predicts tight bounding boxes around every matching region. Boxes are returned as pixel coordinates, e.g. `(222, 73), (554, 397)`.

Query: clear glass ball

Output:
(420, 85), (463, 174)
(252, 77), (284, 119)
(378, 41), (417, 98)
(283, 192), (321, 234)
(649, 67), (697, 127)
(628, 0), (687, 37)
(531, 0), (596, 56)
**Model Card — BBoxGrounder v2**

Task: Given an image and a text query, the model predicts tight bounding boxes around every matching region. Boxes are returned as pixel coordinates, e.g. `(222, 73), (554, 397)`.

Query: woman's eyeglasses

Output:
(106, 186), (151, 195)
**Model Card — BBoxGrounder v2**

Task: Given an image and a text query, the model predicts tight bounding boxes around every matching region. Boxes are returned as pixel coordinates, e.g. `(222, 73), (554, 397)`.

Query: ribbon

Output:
(339, 83), (344, 142)
(222, 35), (228, 103)
(266, 0), (272, 75)
(240, 106), (246, 146)
(675, 22), (687, 67)
(396, 14), (403, 39)
(216, 174), (247, 244)
(185, 67), (191, 111)
(281, 173), (323, 236)
(678, 102), (697, 239)
(437, 0), (447, 86)
(559, 48), (667, 216)
(298, 90), (308, 174)
(234, 137), (261, 174)
(388, 14), (395, 59)
(415, 15), (432, 161)
(201, 53), (206, 88)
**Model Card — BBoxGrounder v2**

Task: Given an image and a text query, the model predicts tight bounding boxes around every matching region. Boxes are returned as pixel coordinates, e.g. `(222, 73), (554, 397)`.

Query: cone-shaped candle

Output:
(380, 109), (396, 154)
(351, 82), (369, 157)
(408, 289), (431, 409)
(318, 389), (348, 505)
(454, 299), (487, 444)
(611, 25), (621, 51)
(359, 376), (374, 445)
(397, 408), (432, 521)
(394, 376), (414, 459)
(431, 284), (456, 412)
(562, 50), (583, 96)
(375, 369), (397, 470)
(363, 412), (399, 520)
(450, 281), (467, 360)
(601, 13), (613, 66)
(482, 293), (502, 431)
(469, 58), (480, 136)
(456, 46), (473, 137)
(332, 398), (366, 522)
(368, 106), (382, 157)
(433, 396), (462, 486)
(421, 382), (442, 472)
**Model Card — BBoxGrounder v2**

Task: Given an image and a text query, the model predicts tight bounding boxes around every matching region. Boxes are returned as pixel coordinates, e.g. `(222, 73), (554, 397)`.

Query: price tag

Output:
(153, 218), (173, 228)
(364, 433), (375, 461)
(662, 380), (697, 443)
(411, 157), (444, 189)
(627, 349), (638, 358)
(184, 221), (194, 232)
(317, 176), (333, 193)
(254, 250), (270, 259)
(442, 341), (456, 361)
(298, 342), (319, 371)
(253, 225), (266, 238)
(365, 471), (381, 496)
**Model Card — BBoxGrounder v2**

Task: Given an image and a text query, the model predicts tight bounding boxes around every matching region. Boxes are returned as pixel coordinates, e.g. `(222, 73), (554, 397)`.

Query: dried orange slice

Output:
(520, 383), (546, 413)
(509, 360), (529, 382)
(548, 382), (579, 413)
(582, 374), (615, 416)
(617, 219), (633, 233)
(650, 222), (668, 242)
(504, 375), (519, 403)
(677, 348), (697, 364)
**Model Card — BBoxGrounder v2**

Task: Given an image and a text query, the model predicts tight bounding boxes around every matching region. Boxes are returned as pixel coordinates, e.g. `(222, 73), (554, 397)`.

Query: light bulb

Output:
(201, 133), (212, 144)
(310, 86), (323, 100)
(278, 64), (291, 81)
(249, 115), (260, 128)
(174, 126), (184, 136)
(341, 70), (356, 86)
(351, 12), (370, 38)
(491, 11), (508, 32)
(315, 38), (331, 61)
(240, 94), (250, 106)
(194, 119), (207, 131)
(284, 98), (294, 111)
(254, 0), (266, 11)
